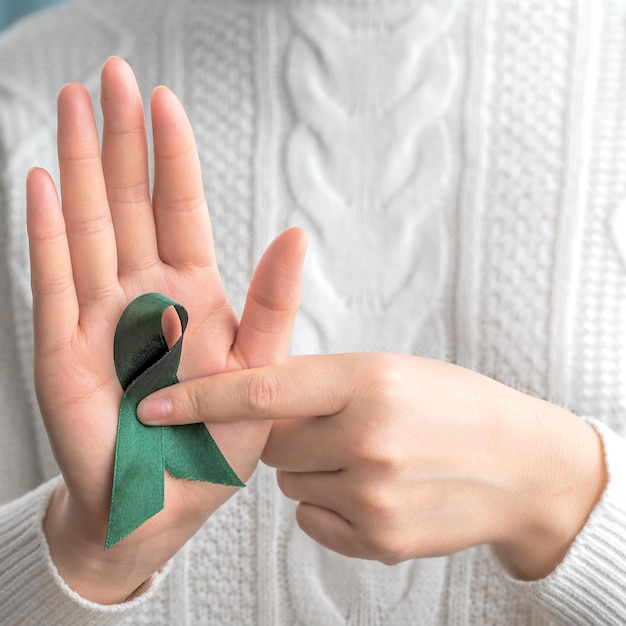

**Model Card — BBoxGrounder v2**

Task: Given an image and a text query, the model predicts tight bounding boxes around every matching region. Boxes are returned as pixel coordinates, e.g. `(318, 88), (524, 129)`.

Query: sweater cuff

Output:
(0, 477), (170, 625)
(493, 419), (626, 625)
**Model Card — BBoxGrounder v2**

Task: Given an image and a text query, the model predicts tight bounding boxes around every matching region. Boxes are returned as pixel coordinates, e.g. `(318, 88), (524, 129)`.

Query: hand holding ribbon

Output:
(26, 57), (306, 603)
(106, 292), (243, 550)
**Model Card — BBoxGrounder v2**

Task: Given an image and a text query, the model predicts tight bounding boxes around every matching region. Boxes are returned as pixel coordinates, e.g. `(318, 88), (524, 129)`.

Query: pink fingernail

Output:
(137, 398), (172, 424)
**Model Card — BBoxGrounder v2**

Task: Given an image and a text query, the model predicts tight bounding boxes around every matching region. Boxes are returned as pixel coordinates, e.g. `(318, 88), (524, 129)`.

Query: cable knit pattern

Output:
(279, 3), (461, 623)
(0, 1), (625, 624)
(285, 1), (459, 358)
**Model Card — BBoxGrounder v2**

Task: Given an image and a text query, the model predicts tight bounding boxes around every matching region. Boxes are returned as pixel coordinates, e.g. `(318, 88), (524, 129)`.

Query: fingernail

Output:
(137, 397), (172, 424)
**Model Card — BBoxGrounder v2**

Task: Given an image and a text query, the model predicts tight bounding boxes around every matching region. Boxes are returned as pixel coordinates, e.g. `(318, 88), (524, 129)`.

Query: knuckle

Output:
(374, 437), (405, 472)
(186, 385), (205, 422)
(357, 527), (406, 564)
(106, 124), (145, 141)
(380, 553), (405, 567)
(261, 427), (280, 467)
(107, 179), (150, 208)
(158, 194), (206, 215)
(349, 483), (415, 563)
(59, 146), (101, 166)
(351, 354), (406, 419)
(33, 272), (74, 298)
(81, 282), (119, 304)
(159, 141), (196, 164)
(372, 535), (406, 564)
(352, 426), (404, 472)
(245, 371), (282, 418)
(367, 354), (406, 404)
(355, 481), (397, 519)
(275, 470), (293, 498)
(28, 222), (66, 244)
(350, 355), (409, 468)
(66, 213), (113, 237)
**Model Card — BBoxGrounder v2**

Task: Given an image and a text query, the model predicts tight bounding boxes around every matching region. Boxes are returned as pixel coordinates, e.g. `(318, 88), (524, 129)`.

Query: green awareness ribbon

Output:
(105, 292), (244, 551)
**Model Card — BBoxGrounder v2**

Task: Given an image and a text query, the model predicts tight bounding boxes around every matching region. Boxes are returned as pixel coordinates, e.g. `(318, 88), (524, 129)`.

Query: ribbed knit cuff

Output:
(494, 420), (626, 625)
(0, 477), (170, 626)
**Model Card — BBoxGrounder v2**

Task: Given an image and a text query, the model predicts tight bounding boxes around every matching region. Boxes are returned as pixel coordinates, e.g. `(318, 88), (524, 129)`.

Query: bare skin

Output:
(138, 353), (608, 581)
(29, 55), (607, 606)
(27, 57), (307, 604)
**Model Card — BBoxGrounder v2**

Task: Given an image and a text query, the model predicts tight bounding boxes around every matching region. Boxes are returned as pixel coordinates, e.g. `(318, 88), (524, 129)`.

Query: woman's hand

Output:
(138, 353), (607, 581)
(27, 57), (306, 604)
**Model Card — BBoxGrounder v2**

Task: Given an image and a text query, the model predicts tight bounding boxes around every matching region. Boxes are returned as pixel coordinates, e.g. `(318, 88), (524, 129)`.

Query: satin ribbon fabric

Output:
(105, 293), (244, 550)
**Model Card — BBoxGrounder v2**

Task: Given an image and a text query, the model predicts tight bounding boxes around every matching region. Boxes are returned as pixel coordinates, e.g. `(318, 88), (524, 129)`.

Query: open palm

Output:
(26, 57), (305, 603)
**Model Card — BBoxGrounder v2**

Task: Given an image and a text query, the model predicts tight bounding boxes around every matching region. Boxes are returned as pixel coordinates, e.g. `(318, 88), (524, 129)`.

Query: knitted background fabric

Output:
(0, 0), (624, 624)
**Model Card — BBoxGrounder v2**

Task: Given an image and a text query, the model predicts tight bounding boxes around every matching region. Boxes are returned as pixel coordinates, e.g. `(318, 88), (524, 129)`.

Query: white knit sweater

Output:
(0, 0), (625, 624)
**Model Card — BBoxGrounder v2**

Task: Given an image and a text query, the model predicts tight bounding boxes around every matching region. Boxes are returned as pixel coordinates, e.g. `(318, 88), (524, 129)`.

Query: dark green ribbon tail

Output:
(105, 293), (244, 551)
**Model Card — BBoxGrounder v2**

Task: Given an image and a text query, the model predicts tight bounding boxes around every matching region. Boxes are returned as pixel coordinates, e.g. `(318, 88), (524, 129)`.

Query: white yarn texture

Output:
(0, 1), (624, 624)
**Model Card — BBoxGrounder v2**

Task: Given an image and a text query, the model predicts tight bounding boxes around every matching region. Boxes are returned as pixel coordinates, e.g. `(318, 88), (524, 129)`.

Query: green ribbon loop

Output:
(105, 292), (244, 551)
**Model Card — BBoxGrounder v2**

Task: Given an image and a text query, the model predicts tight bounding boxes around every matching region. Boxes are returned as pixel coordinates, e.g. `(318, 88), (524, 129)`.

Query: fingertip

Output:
(150, 85), (180, 130)
(101, 55), (126, 74)
(292, 227), (308, 265)
(285, 226), (309, 248)
(57, 81), (90, 105)
(26, 166), (49, 186)
(26, 167), (58, 220)
(279, 227), (308, 264)
(100, 57), (144, 135)
(234, 229), (308, 368)
(57, 83), (97, 150)
(151, 84), (176, 106)
(101, 56), (138, 100)
(136, 396), (172, 425)
(257, 227), (308, 282)
(101, 55), (118, 78)
(151, 84), (169, 96)
(150, 85), (188, 129)
(271, 226), (308, 251)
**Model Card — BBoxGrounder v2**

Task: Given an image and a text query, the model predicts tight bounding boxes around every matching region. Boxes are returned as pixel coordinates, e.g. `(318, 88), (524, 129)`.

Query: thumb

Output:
(233, 227), (307, 369)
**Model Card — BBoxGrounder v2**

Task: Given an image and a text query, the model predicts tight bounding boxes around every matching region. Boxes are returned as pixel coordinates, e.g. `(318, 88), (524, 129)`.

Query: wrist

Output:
(43, 482), (163, 604)
(495, 399), (607, 580)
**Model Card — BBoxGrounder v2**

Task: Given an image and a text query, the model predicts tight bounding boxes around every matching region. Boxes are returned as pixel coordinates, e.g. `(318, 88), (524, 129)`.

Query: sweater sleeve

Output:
(492, 420), (626, 625)
(0, 476), (171, 626)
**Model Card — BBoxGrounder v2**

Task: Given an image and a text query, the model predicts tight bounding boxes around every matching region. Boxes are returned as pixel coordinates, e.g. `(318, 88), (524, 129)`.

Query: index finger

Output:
(136, 354), (356, 425)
